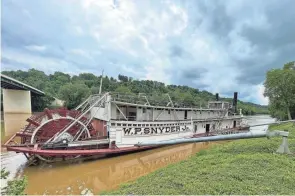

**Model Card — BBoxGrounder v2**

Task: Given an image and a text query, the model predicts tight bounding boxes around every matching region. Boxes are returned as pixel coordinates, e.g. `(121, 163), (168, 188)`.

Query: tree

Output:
(31, 94), (55, 112)
(183, 93), (195, 106)
(118, 74), (129, 82)
(114, 86), (133, 94)
(58, 83), (91, 109)
(264, 61), (295, 120)
(2, 68), (269, 114)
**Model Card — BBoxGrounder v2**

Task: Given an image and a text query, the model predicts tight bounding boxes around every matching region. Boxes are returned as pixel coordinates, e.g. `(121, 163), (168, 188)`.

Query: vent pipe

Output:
(233, 92), (238, 113)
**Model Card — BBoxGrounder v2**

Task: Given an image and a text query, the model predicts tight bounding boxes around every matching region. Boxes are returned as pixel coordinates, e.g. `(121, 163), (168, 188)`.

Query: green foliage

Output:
(58, 83), (91, 109)
(104, 123), (295, 195)
(1, 70), (268, 113)
(114, 86), (133, 94)
(1, 168), (27, 195)
(1, 168), (10, 179)
(31, 94), (55, 112)
(264, 61), (295, 120)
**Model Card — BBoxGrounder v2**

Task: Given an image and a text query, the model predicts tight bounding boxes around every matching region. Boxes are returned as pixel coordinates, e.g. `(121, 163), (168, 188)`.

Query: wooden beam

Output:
(115, 103), (128, 121)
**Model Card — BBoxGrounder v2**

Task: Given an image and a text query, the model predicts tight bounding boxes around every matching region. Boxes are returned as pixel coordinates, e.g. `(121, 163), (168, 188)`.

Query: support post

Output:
(276, 130), (291, 154)
(2, 89), (32, 113)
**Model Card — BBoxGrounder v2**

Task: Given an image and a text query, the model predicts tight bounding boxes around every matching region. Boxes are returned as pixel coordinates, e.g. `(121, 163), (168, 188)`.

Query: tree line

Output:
(264, 61), (295, 120)
(1, 69), (268, 115)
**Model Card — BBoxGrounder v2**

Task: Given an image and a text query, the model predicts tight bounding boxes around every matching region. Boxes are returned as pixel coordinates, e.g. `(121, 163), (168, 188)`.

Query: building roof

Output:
(0, 73), (45, 96)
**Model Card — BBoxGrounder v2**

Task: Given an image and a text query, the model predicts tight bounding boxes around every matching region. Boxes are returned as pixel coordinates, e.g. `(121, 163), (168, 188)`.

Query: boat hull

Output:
(5, 127), (249, 165)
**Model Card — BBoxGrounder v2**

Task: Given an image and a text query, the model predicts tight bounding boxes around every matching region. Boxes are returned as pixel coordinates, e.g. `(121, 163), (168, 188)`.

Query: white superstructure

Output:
(89, 93), (244, 148)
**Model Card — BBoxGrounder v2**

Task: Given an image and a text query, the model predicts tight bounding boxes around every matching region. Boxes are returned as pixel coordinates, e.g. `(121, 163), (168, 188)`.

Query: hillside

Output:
(1, 69), (268, 114)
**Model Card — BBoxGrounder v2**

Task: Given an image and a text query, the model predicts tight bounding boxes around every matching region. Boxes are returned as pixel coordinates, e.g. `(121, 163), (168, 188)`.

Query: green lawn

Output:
(104, 123), (295, 195)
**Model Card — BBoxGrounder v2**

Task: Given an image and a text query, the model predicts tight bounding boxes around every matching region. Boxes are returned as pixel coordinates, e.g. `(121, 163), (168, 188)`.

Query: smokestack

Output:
(233, 92), (238, 113)
(216, 93), (219, 101)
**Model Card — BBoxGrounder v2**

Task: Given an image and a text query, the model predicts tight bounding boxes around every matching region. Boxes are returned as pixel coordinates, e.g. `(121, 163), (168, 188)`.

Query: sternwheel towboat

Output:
(4, 92), (249, 165)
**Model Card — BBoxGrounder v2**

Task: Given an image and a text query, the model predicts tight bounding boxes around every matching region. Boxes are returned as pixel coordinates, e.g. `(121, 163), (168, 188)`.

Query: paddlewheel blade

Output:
(44, 108), (53, 119)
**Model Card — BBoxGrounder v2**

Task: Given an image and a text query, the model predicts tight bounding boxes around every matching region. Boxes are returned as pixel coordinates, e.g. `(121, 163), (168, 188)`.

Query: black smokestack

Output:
(216, 93), (219, 101)
(233, 92), (238, 113)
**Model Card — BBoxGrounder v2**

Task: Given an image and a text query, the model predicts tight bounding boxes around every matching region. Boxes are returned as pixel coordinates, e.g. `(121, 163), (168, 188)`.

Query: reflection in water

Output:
(23, 142), (218, 195)
(1, 113), (31, 186)
(0, 114), (275, 195)
(1, 113), (31, 146)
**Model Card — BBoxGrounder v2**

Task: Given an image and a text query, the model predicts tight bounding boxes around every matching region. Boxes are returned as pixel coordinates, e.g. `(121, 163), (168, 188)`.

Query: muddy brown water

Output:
(0, 113), (274, 195)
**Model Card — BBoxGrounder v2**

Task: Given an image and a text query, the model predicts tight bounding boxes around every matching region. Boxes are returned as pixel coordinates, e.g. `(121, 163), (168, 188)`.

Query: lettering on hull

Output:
(123, 125), (191, 136)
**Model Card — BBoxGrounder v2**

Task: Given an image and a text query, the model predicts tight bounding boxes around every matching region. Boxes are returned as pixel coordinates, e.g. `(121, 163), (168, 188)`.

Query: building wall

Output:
(91, 106), (109, 121)
(2, 89), (32, 113)
(109, 121), (194, 147)
(108, 116), (243, 147)
(109, 103), (231, 121)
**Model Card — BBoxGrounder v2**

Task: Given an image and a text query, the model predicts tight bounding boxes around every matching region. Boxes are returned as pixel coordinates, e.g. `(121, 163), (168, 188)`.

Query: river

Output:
(0, 114), (275, 195)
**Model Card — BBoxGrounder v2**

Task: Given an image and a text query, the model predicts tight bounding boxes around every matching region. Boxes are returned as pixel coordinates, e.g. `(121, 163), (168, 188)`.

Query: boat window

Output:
(128, 124), (132, 126)
(117, 123), (121, 126)
(138, 124), (141, 127)
(123, 124), (126, 126)
(111, 123), (116, 126)
(133, 124), (137, 126)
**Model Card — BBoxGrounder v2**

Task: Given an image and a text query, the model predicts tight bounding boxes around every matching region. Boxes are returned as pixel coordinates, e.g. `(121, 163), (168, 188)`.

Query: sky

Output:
(1, 0), (295, 105)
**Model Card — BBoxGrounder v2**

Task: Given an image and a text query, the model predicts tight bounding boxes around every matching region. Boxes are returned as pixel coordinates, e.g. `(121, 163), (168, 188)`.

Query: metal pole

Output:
(135, 130), (289, 147)
(99, 70), (104, 95)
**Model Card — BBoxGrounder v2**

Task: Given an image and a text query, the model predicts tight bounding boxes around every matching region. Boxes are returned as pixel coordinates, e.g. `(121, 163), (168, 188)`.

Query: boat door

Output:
(205, 124), (210, 134)
(233, 121), (236, 128)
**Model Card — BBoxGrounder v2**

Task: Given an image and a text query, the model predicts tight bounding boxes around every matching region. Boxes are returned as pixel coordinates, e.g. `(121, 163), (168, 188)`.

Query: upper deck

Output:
(89, 93), (241, 122)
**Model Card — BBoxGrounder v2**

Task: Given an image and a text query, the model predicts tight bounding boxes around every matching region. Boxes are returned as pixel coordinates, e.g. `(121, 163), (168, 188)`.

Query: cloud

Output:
(25, 45), (47, 51)
(70, 49), (92, 59)
(1, 0), (295, 104)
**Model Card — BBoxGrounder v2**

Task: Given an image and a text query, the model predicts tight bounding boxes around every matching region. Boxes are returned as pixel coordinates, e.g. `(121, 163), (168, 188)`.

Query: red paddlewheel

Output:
(17, 108), (98, 145)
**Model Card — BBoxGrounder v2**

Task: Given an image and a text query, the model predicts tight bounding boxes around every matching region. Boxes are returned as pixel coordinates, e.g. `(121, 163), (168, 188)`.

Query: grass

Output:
(103, 123), (295, 195)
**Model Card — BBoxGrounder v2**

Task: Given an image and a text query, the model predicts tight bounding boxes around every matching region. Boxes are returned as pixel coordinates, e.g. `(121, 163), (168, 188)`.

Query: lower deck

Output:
(106, 116), (244, 147)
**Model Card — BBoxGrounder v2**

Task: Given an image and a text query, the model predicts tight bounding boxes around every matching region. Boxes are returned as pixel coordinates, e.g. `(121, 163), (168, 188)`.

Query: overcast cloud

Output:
(2, 0), (295, 105)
